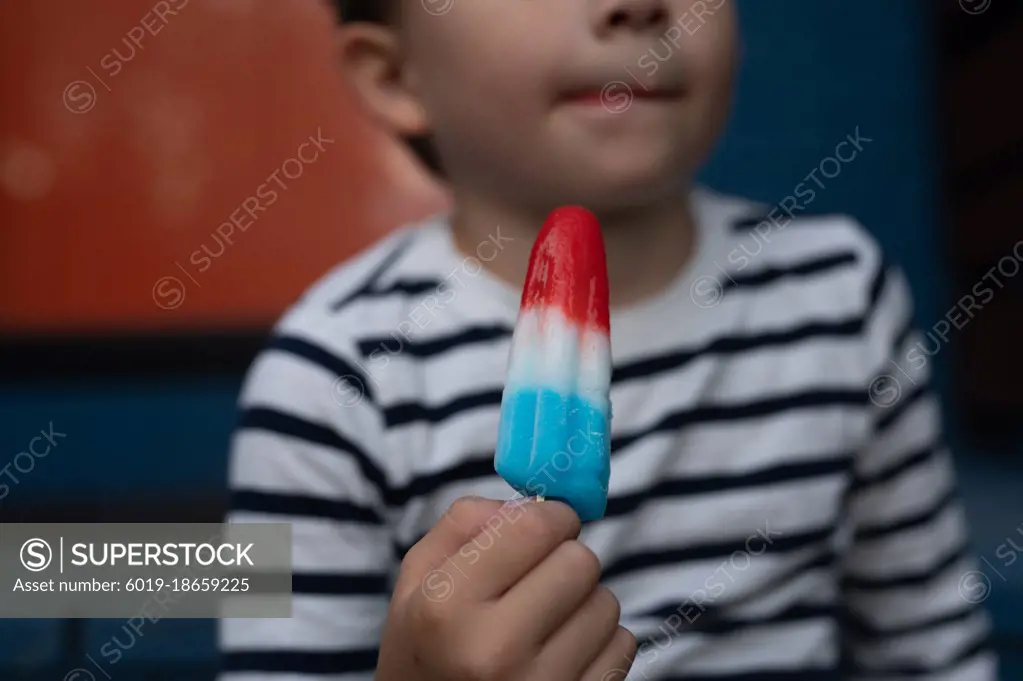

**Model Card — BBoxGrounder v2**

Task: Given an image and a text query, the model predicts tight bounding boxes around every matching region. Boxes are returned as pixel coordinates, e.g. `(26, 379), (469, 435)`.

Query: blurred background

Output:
(1, 0), (1021, 678)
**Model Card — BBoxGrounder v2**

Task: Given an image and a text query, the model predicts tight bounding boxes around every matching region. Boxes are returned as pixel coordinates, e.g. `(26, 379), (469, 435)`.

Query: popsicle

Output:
(495, 206), (612, 522)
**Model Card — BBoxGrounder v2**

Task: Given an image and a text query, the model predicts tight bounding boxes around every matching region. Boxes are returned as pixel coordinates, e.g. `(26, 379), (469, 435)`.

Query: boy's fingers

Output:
(500, 539), (603, 645)
(396, 496), (506, 595)
(534, 587), (622, 680)
(579, 627), (637, 681)
(444, 498), (582, 602)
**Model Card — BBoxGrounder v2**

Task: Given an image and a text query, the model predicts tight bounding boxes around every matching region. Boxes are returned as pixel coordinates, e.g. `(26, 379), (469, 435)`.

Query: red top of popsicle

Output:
(521, 206), (610, 333)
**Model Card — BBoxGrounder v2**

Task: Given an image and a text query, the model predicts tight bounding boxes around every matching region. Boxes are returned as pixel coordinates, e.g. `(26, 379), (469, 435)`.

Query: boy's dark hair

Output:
(334, 0), (443, 176)
(335, 0), (388, 24)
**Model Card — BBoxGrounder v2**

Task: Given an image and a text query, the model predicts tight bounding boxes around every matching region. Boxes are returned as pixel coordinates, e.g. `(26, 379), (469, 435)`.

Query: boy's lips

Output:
(559, 84), (686, 106)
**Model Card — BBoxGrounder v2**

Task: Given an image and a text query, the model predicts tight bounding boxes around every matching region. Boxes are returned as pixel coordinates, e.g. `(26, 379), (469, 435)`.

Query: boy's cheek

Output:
(675, 2), (737, 67)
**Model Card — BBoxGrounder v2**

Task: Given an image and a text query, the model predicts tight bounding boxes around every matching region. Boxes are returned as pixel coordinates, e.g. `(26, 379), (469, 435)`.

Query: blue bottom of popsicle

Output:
(495, 388), (610, 522)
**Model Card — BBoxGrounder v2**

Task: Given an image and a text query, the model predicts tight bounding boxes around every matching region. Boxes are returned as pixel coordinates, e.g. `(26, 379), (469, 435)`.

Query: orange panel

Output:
(0, 0), (447, 333)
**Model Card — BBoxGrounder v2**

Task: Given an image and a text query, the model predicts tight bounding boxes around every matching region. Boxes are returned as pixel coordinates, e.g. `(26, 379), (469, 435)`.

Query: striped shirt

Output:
(218, 186), (997, 680)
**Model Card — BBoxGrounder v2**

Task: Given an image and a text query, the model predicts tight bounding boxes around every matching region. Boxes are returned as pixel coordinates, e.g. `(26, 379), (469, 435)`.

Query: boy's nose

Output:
(595, 0), (670, 35)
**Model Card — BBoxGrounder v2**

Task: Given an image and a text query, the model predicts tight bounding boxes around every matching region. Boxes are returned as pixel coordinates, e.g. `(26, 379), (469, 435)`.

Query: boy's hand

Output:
(376, 496), (636, 681)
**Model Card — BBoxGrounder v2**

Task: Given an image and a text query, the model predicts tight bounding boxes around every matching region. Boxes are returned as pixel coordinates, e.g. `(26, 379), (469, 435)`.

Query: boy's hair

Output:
(335, 0), (388, 24)
(334, 0), (444, 175)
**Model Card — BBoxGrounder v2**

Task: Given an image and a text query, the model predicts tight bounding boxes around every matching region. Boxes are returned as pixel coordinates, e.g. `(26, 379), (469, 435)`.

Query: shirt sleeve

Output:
(217, 333), (395, 681)
(839, 261), (998, 680)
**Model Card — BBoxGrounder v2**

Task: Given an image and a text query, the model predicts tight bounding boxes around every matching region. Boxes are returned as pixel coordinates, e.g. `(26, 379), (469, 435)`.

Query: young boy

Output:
(219, 1), (997, 679)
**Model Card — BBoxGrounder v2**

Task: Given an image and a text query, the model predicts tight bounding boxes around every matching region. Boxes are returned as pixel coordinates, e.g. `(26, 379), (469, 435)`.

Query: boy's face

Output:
(354, 0), (737, 209)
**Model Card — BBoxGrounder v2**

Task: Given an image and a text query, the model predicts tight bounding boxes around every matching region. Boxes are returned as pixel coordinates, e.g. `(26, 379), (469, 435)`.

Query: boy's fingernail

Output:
(501, 495), (538, 511)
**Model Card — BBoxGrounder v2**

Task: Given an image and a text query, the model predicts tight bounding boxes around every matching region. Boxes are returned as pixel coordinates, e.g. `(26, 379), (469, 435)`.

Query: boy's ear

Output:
(336, 24), (430, 138)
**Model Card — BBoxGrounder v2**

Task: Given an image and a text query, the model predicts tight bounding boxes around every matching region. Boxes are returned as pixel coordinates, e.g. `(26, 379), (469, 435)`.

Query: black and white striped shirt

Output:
(219, 187), (996, 680)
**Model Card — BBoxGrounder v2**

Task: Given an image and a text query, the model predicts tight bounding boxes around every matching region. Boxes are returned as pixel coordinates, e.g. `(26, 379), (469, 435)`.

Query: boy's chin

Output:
(552, 151), (689, 209)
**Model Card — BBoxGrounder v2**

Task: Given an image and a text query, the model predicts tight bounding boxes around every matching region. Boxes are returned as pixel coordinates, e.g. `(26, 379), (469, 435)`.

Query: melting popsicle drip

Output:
(495, 206), (612, 522)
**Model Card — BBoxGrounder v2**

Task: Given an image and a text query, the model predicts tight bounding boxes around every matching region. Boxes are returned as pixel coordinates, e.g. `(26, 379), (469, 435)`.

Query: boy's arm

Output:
(840, 262), (997, 680)
(217, 334), (395, 680)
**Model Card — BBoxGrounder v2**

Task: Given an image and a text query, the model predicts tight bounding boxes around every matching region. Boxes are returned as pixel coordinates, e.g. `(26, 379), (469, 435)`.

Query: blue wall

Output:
(2, 1), (1021, 678)
(703, 1), (942, 328)
(1, 380), (236, 501)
